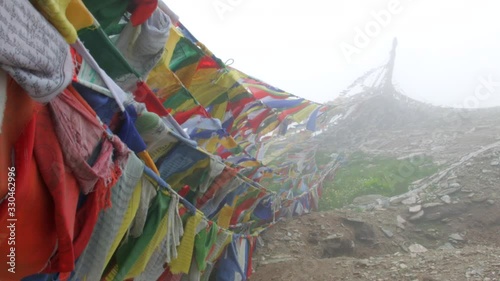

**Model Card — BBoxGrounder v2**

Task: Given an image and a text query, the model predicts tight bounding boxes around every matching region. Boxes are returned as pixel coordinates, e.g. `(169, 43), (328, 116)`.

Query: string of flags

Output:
(0, 1), (340, 280)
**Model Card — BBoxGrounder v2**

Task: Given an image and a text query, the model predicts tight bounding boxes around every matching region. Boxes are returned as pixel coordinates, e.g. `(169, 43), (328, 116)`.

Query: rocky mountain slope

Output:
(319, 88), (500, 163)
(251, 89), (500, 281)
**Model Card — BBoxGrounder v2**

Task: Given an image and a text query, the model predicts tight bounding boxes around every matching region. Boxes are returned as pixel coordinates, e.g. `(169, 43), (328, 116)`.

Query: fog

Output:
(166, 0), (500, 107)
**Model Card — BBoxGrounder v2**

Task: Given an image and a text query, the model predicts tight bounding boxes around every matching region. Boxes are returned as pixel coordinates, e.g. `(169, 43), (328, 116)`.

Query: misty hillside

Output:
(253, 74), (500, 281)
(251, 39), (500, 281)
(318, 87), (500, 164)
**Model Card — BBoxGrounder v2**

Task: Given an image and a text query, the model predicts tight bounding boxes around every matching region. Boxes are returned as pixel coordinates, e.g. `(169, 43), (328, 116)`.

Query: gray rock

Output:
(259, 255), (296, 265)
(491, 161), (500, 166)
(449, 233), (465, 241)
(487, 199), (495, 205)
(257, 236), (265, 247)
(448, 183), (461, 188)
(423, 202), (444, 208)
(356, 259), (370, 267)
(471, 197), (488, 203)
(409, 210), (424, 221)
(440, 195), (451, 204)
(353, 194), (389, 205)
(402, 196), (418, 205)
(396, 215), (406, 229)
(425, 211), (443, 221)
(409, 205), (422, 213)
(380, 227), (394, 238)
(323, 233), (342, 241)
(437, 187), (461, 196)
(344, 217), (365, 223)
(408, 243), (428, 253)
(438, 242), (455, 250)
(447, 175), (458, 180)
(397, 215), (407, 224)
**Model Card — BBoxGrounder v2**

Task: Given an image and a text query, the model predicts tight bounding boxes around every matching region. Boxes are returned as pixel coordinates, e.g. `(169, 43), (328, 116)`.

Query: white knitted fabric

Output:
(114, 8), (171, 91)
(0, 1), (73, 103)
(129, 176), (157, 238)
(70, 153), (144, 281)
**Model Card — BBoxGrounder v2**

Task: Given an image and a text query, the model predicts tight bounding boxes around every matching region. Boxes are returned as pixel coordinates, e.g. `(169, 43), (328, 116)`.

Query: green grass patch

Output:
(319, 151), (438, 211)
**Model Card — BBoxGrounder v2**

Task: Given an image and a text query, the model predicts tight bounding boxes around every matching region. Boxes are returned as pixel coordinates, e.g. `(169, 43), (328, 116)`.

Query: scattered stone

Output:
(425, 231), (440, 240)
(353, 194), (389, 206)
(409, 205), (422, 213)
(287, 232), (292, 237)
(380, 227), (394, 238)
(322, 237), (356, 258)
(440, 195), (451, 204)
(402, 196), (418, 205)
(471, 197), (488, 203)
(409, 210), (424, 221)
(257, 236), (265, 247)
(399, 263), (408, 269)
(437, 187), (461, 196)
(259, 255), (296, 265)
(487, 199), (495, 205)
(323, 233), (342, 241)
(449, 182), (461, 188)
(397, 215), (406, 224)
(438, 242), (455, 250)
(423, 202), (443, 208)
(408, 243), (428, 253)
(356, 259), (370, 267)
(490, 160), (500, 166)
(449, 233), (465, 241)
(344, 217), (365, 223)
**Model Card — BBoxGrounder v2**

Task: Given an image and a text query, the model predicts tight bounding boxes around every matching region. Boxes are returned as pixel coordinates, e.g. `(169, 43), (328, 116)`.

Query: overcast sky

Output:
(165, 0), (500, 107)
